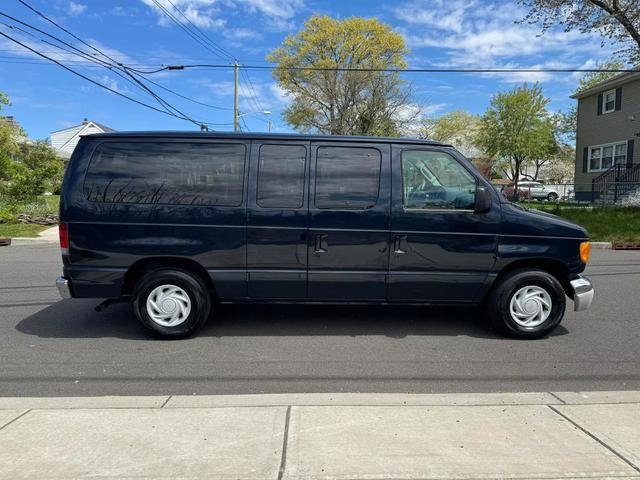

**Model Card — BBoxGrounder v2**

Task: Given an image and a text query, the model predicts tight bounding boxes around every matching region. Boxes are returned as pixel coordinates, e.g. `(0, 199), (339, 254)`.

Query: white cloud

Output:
(422, 102), (449, 115)
(394, 0), (614, 81)
(223, 28), (262, 42)
(98, 76), (130, 94)
(240, 0), (303, 19)
(68, 2), (87, 16)
(394, 0), (471, 33)
(140, 0), (303, 31)
(269, 83), (290, 104)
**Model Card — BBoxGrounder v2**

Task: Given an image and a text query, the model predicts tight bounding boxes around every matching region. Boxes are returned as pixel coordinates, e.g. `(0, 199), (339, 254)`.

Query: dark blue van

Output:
(56, 132), (593, 339)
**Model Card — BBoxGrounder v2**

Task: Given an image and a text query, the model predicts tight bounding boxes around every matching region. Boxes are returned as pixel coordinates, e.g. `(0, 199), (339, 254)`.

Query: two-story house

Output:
(572, 70), (640, 202)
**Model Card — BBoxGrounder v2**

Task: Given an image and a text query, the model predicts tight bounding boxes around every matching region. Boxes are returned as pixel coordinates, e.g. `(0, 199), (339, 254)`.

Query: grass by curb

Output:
(524, 205), (640, 242)
(0, 223), (49, 238)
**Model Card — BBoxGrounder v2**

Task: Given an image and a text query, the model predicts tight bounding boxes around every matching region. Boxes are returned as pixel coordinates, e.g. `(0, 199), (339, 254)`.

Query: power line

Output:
(0, 29), (230, 128)
(240, 66), (266, 114)
(0, 11), (114, 68)
(15, 0), (122, 67)
(0, 14), (194, 121)
(3, 5), (233, 127)
(164, 0), (236, 62)
(149, 0), (231, 63)
(0, 19), (154, 97)
(143, 63), (636, 74)
(1, 7), (186, 118)
(135, 75), (233, 111)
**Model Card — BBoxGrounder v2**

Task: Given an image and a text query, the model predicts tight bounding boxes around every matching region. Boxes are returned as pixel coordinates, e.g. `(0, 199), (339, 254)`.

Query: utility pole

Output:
(268, 120), (272, 133)
(233, 62), (239, 132)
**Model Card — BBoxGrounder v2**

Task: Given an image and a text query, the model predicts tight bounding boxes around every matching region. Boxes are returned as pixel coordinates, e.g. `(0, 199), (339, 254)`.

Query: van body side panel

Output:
(494, 203), (587, 276)
(388, 145), (500, 303)
(307, 142), (391, 300)
(61, 138), (250, 300)
(246, 140), (310, 298)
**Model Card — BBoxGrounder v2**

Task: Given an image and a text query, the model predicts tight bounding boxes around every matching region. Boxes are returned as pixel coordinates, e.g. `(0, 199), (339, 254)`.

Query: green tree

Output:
(0, 92), (19, 183)
(0, 91), (63, 200)
(477, 84), (559, 193)
(268, 15), (417, 136)
(420, 110), (481, 154)
(8, 141), (64, 200)
(519, 1), (640, 63)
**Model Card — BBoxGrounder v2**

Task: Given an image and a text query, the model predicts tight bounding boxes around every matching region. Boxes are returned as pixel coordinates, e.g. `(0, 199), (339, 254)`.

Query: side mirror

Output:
(474, 186), (492, 213)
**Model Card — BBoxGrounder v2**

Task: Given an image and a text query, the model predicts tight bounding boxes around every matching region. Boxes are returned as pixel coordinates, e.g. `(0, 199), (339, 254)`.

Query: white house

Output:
(50, 119), (115, 159)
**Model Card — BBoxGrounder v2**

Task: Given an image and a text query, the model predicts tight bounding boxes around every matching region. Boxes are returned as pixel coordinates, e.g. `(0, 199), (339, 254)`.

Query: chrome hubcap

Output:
(146, 285), (191, 327)
(509, 285), (552, 328)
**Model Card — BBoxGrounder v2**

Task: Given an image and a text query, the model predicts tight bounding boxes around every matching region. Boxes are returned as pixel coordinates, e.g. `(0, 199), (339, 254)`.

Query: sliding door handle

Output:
(393, 235), (407, 254)
(314, 234), (328, 253)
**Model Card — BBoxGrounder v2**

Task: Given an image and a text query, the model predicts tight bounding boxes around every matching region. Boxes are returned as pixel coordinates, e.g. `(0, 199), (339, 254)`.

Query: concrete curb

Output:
(1, 390), (640, 409)
(591, 241), (613, 249)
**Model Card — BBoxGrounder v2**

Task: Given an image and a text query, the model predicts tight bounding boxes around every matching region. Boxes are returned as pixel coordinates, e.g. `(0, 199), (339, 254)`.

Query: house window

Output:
(588, 141), (627, 172)
(603, 89), (616, 114)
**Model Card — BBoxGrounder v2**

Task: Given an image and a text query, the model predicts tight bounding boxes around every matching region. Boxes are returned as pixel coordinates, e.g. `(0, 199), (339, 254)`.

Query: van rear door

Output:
(307, 142), (391, 300)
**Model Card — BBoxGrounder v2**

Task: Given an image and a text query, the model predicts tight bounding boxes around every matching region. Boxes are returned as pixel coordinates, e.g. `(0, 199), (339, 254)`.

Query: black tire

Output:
(131, 268), (212, 339)
(486, 269), (566, 339)
(547, 192), (558, 201)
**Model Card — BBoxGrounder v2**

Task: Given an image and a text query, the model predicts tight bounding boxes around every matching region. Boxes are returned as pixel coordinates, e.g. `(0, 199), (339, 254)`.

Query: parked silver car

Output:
(504, 181), (559, 201)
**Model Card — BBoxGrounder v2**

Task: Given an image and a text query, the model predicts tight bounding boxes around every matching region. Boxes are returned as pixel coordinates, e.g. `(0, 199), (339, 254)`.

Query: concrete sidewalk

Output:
(9, 226), (58, 245)
(1, 392), (639, 479)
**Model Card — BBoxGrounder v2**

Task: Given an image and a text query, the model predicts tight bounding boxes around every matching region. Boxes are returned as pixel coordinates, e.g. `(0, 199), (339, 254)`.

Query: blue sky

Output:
(0, 0), (621, 139)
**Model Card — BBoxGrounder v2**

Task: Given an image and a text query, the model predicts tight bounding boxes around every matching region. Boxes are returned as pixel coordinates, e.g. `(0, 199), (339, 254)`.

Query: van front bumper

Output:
(55, 277), (72, 299)
(570, 276), (594, 312)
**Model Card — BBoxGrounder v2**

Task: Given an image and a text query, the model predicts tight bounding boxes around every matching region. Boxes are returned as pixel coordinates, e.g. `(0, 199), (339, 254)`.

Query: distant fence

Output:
(492, 182), (640, 207)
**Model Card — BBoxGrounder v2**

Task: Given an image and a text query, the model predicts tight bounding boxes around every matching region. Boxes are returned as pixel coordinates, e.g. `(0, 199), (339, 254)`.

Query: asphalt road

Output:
(1, 242), (639, 396)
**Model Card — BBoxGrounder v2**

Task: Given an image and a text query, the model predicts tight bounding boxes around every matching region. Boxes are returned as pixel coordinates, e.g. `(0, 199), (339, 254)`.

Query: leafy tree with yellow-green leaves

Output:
(477, 84), (559, 193)
(268, 16), (418, 136)
(419, 110), (482, 152)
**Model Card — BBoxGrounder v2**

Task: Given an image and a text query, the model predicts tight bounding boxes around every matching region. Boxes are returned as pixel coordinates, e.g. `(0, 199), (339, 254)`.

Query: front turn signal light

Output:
(580, 241), (591, 264)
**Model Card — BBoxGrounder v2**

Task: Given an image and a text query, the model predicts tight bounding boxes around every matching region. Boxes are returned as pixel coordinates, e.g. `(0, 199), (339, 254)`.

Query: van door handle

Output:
(393, 235), (406, 254)
(314, 234), (328, 253)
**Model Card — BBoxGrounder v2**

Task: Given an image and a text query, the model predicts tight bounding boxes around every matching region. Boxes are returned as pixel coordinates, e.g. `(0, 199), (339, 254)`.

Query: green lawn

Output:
(529, 206), (640, 242)
(0, 223), (49, 238)
(0, 195), (59, 237)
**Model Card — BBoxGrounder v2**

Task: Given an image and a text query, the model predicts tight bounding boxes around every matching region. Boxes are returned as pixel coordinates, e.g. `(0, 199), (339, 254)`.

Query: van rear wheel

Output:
(486, 269), (566, 339)
(132, 269), (211, 339)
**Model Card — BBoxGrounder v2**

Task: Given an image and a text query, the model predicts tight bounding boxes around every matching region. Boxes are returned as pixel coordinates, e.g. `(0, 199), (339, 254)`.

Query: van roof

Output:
(84, 131), (451, 147)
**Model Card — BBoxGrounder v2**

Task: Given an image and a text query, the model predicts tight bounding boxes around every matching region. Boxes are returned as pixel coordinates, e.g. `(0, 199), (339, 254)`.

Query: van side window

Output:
(402, 150), (476, 210)
(84, 142), (246, 206)
(315, 146), (381, 209)
(257, 144), (306, 208)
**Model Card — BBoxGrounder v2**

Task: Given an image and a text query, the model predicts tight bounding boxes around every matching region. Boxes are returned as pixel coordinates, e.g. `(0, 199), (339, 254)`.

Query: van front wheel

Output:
(487, 269), (566, 339)
(132, 269), (211, 339)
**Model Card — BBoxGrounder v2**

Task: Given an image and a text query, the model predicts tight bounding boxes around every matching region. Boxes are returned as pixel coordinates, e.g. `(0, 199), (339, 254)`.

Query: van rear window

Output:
(84, 142), (246, 206)
(257, 144), (306, 208)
